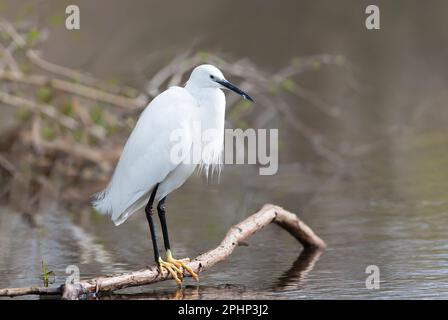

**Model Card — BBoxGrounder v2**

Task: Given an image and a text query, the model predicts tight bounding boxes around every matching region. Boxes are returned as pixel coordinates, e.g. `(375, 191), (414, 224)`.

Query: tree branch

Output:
(0, 286), (62, 297)
(0, 91), (106, 140)
(0, 70), (145, 109)
(0, 204), (325, 299)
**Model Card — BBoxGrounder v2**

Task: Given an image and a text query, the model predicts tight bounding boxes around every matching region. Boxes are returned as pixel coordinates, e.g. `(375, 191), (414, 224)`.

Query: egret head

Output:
(187, 64), (254, 102)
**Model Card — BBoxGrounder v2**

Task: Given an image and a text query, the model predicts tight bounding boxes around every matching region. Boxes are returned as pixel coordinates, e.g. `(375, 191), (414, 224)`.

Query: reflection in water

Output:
(272, 248), (323, 292)
(101, 284), (263, 300)
(97, 249), (322, 300)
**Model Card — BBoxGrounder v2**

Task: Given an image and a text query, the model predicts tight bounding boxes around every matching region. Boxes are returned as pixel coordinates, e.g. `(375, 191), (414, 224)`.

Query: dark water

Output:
(1, 1), (448, 299)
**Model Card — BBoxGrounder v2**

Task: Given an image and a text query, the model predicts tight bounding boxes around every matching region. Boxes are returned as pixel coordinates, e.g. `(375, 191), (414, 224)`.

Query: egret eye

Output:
(210, 75), (215, 80)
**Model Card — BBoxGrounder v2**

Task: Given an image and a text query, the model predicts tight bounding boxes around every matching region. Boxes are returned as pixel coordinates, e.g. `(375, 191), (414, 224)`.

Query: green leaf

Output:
(73, 128), (83, 142)
(20, 62), (30, 74)
(90, 106), (103, 124)
(15, 106), (30, 122)
(106, 122), (118, 136)
(41, 256), (49, 288)
(292, 57), (302, 66)
(228, 100), (252, 120)
(48, 14), (63, 27)
(106, 76), (119, 86)
(335, 55), (345, 66)
(280, 78), (296, 92)
(42, 126), (56, 141)
(236, 119), (249, 129)
(197, 51), (210, 61)
(26, 28), (40, 44)
(61, 101), (74, 117)
(312, 59), (321, 69)
(36, 86), (53, 103)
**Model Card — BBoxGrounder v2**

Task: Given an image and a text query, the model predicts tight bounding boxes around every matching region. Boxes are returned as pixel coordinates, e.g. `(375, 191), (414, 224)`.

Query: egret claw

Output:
(158, 257), (182, 285)
(166, 250), (199, 281)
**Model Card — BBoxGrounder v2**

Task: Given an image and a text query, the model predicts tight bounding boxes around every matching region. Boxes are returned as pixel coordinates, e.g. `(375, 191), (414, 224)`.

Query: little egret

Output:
(92, 64), (254, 284)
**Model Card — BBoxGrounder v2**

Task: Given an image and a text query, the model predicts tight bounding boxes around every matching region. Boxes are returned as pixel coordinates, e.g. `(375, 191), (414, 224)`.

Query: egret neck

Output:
(184, 82), (226, 173)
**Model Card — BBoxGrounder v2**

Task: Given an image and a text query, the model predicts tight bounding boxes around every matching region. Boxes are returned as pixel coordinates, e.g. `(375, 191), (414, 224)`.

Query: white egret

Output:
(92, 64), (254, 284)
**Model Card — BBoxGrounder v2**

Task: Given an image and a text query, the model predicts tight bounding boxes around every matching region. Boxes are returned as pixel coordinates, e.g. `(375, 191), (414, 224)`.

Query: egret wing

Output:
(93, 87), (198, 224)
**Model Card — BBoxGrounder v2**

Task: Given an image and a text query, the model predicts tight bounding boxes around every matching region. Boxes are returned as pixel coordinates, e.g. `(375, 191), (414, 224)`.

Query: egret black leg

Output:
(157, 196), (199, 281)
(146, 187), (184, 284)
(157, 196), (171, 251)
(145, 183), (160, 263)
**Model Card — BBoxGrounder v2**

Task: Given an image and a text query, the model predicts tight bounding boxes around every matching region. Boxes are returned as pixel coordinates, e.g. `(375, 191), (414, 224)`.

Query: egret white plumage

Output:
(92, 64), (254, 284)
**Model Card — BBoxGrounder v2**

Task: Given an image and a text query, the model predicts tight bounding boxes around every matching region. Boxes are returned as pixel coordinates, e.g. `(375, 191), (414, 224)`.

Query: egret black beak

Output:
(216, 79), (254, 102)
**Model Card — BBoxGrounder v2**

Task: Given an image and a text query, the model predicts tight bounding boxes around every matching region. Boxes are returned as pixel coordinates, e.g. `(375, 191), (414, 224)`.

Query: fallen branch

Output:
(0, 204), (325, 299)
(0, 286), (61, 297)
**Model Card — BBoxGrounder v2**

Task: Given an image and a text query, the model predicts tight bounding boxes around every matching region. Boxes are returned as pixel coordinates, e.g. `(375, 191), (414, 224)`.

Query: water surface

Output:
(1, 0), (448, 299)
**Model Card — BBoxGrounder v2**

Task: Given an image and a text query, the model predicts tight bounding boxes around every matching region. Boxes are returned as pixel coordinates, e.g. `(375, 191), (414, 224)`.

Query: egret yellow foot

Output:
(166, 249), (199, 282)
(158, 257), (183, 285)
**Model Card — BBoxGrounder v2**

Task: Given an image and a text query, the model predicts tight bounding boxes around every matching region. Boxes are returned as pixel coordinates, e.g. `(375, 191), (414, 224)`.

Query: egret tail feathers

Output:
(91, 187), (149, 226)
(111, 193), (149, 226)
(91, 188), (112, 216)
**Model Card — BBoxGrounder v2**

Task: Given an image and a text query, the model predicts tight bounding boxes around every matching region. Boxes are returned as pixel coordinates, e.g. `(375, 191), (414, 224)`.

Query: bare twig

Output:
(273, 54), (351, 82)
(146, 50), (193, 96)
(291, 85), (341, 117)
(0, 70), (145, 109)
(275, 99), (344, 167)
(0, 154), (16, 174)
(0, 19), (146, 99)
(19, 133), (120, 166)
(0, 91), (106, 140)
(0, 42), (20, 72)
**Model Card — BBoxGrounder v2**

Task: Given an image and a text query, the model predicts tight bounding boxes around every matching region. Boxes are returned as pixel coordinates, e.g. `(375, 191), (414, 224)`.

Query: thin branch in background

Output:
(273, 54), (352, 81)
(146, 50), (193, 96)
(0, 154), (16, 175)
(291, 84), (341, 118)
(19, 132), (120, 167)
(0, 19), (143, 98)
(0, 70), (145, 109)
(0, 42), (20, 72)
(0, 91), (106, 140)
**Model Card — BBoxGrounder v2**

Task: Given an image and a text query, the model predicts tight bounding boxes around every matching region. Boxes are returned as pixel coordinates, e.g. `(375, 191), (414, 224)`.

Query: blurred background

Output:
(1, 0), (448, 299)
